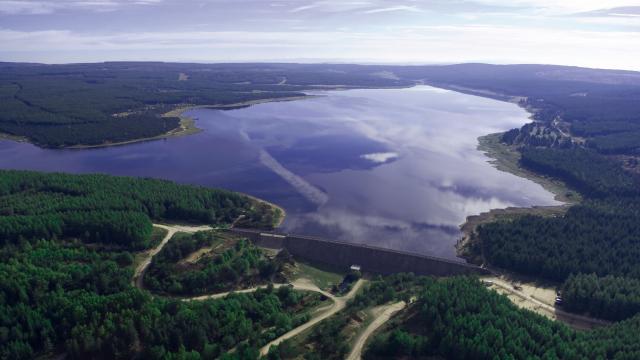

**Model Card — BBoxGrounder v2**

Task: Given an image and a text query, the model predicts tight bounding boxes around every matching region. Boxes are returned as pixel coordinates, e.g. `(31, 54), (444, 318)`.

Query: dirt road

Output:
(259, 278), (365, 356)
(133, 224), (213, 289)
(185, 284), (289, 301)
(132, 223), (367, 358)
(485, 277), (610, 329)
(347, 301), (406, 360)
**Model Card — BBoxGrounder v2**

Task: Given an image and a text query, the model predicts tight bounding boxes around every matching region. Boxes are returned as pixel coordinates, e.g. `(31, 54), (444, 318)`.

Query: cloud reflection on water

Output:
(0, 86), (559, 260)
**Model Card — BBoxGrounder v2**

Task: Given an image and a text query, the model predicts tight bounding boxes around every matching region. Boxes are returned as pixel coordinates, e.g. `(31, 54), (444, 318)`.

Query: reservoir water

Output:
(0, 86), (559, 259)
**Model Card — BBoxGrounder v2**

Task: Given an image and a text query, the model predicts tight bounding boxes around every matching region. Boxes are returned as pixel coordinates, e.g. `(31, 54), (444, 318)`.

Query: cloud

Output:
(0, 0), (163, 14)
(361, 152), (398, 163)
(1, 25), (639, 71)
(0, 0), (639, 71)
(574, 15), (640, 27)
(289, 3), (319, 13)
(362, 5), (422, 14)
(573, 6), (640, 18)
(565, 6), (640, 28)
(467, 0), (640, 14)
(286, 1), (427, 15)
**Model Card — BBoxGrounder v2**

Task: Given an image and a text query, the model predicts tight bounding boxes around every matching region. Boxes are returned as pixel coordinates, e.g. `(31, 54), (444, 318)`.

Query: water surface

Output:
(0, 86), (559, 259)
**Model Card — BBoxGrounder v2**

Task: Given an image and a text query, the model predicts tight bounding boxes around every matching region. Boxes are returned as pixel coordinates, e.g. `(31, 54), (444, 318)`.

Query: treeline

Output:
(477, 145), (640, 320)
(399, 63), (640, 156)
(416, 64), (640, 324)
(586, 131), (640, 155)
(0, 62), (410, 147)
(562, 273), (640, 321)
(0, 210), (152, 249)
(477, 147), (640, 322)
(0, 170), (275, 249)
(145, 234), (284, 295)
(519, 147), (638, 197)
(479, 198), (640, 281)
(365, 276), (640, 359)
(0, 113), (181, 148)
(0, 240), (319, 359)
(572, 120), (640, 137)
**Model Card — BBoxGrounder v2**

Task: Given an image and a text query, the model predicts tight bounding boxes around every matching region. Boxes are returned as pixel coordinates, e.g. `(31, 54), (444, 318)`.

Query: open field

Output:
(288, 261), (345, 291)
(483, 275), (610, 330)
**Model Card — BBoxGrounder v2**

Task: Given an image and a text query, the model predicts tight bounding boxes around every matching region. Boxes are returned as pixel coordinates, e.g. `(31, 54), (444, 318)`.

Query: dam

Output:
(230, 228), (489, 276)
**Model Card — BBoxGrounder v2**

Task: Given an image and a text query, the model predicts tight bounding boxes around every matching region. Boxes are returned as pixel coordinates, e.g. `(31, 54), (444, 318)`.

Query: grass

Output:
(478, 132), (581, 204)
(291, 261), (344, 291)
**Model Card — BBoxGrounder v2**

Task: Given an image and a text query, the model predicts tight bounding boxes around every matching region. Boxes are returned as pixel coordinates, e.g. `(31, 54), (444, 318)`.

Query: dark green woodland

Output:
(4, 63), (640, 358)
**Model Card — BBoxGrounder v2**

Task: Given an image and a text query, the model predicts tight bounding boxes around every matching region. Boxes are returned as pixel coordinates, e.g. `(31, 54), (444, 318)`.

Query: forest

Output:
(0, 169), (312, 359)
(519, 147), (638, 197)
(265, 275), (640, 359)
(0, 169), (278, 249)
(267, 273), (430, 360)
(7, 62), (640, 152)
(398, 63), (640, 156)
(405, 64), (640, 323)
(0, 62), (409, 147)
(0, 240), (320, 359)
(561, 274), (640, 321)
(364, 276), (640, 360)
(4, 62), (640, 357)
(475, 144), (640, 288)
(144, 233), (286, 296)
(478, 198), (640, 281)
(474, 140), (640, 320)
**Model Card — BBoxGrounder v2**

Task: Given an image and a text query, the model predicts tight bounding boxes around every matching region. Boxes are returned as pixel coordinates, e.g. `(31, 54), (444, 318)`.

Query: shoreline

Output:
(456, 125), (580, 264)
(424, 83), (610, 328)
(441, 80), (582, 262)
(65, 95), (313, 150)
(456, 131), (578, 263)
(0, 95), (315, 151)
(241, 192), (287, 229)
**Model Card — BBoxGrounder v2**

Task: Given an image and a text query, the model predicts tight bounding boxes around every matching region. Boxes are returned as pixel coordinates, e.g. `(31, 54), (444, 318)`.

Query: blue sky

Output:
(1, 0), (639, 69)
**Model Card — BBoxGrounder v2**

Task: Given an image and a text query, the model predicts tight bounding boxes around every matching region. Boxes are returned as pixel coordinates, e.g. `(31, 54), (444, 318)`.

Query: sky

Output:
(1, 0), (639, 70)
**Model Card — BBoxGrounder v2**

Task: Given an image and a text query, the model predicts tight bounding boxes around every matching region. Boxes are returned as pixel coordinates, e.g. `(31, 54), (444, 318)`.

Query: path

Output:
(347, 301), (406, 360)
(259, 278), (365, 356)
(485, 277), (610, 329)
(133, 223), (213, 289)
(185, 284), (288, 301)
(133, 223), (368, 358)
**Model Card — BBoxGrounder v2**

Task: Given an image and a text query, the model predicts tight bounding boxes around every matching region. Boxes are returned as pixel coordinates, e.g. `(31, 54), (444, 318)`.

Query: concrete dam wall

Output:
(231, 228), (488, 276)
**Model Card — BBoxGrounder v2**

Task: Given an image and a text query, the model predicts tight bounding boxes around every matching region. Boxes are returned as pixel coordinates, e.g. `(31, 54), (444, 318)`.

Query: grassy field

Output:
(289, 261), (345, 291)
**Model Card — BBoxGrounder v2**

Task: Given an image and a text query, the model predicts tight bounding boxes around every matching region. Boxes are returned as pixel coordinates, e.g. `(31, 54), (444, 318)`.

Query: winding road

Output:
(132, 223), (213, 289)
(259, 278), (365, 356)
(347, 301), (406, 360)
(133, 223), (369, 358)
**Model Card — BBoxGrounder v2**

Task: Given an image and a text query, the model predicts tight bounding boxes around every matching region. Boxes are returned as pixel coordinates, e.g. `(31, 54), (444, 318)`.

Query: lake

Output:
(0, 86), (559, 260)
